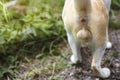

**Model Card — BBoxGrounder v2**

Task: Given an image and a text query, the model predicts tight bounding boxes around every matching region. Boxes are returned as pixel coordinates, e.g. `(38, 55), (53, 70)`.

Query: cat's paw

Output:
(106, 42), (112, 49)
(70, 55), (78, 64)
(100, 68), (111, 78)
(92, 65), (110, 78)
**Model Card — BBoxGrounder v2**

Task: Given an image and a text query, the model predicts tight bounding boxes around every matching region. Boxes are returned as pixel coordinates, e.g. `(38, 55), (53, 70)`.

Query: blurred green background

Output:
(0, 0), (120, 79)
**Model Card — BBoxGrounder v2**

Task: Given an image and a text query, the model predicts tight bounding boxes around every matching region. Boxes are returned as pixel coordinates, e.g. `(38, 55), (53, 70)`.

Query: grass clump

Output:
(0, 0), (120, 80)
(0, 0), (66, 79)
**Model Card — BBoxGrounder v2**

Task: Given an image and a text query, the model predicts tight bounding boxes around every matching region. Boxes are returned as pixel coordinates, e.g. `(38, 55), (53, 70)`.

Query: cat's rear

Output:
(62, 0), (112, 78)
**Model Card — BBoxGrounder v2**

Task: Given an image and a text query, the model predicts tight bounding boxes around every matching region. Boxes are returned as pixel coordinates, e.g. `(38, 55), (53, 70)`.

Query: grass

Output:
(0, 0), (66, 79)
(11, 42), (71, 80)
(0, 0), (120, 80)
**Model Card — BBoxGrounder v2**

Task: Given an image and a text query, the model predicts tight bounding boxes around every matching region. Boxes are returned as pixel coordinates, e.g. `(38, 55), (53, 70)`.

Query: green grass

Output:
(0, 0), (66, 79)
(23, 50), (70, 80)
(0, 0), (65, 51)
(0, 0), (120, 80)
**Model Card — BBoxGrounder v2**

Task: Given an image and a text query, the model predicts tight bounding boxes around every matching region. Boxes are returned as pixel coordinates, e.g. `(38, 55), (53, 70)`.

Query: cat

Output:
(62, 0), (112, 78)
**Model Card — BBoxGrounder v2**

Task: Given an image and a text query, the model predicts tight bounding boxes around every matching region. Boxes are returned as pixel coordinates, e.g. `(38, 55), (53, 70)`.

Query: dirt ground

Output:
(59, 30), (120, 80)
(14, 30), (120, 80)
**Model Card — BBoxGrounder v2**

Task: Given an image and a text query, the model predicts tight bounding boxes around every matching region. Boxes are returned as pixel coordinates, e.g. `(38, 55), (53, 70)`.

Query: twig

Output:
(5, 0), (18, 8)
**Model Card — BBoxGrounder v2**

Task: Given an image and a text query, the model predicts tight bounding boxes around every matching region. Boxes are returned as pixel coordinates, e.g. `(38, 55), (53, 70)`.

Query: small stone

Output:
(61, 71), (65, 75)
(95, 78), (99, 80)
(85, 77), (92, 80)
(115, 63), (120, 68)
(69, 72), (74, 77)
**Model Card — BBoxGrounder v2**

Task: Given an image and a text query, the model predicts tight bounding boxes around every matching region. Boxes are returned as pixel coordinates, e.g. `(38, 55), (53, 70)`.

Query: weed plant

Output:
(0, 0), (120, 79)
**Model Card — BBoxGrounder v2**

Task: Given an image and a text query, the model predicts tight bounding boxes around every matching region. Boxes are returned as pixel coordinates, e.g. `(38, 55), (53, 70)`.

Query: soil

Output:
(58, 30), (120, 80)
(15, 30), (120, 80)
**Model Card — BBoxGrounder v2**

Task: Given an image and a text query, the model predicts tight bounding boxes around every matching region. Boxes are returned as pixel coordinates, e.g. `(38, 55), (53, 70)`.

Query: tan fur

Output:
(62, 0), (111, 78)
(62, 0), (108, 46)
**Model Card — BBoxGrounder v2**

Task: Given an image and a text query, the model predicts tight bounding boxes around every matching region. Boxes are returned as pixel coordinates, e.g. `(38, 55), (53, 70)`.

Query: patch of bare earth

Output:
(59, 30), (120, 80)
(15, 30), (120, 80)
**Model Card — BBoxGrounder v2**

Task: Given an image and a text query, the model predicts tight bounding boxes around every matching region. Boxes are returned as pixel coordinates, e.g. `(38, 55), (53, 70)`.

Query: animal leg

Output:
(67, 31), (82, 64)
(91, 45), (110, 78)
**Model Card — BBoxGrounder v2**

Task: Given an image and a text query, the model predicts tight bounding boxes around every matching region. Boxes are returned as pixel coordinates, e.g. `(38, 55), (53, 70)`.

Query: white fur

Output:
(62, 0), (112, 78)
(91, 45), (111, 78)
(71, 54), (78, 63)
(103, 0), (111, 11)
(66, 30), (82, 63)
(100, 68), (111, 78)
(106, 42), (112, 49)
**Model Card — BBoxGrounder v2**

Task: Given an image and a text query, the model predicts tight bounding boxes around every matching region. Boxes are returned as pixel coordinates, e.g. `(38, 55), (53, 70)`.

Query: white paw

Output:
(70, 55), (78, 64)
(100, 68), (111, 78)
(106, 42), (112, 49)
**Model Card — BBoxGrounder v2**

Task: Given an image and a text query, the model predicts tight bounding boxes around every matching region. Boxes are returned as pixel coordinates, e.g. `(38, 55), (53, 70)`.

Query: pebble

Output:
(69, 72), (74, 77)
